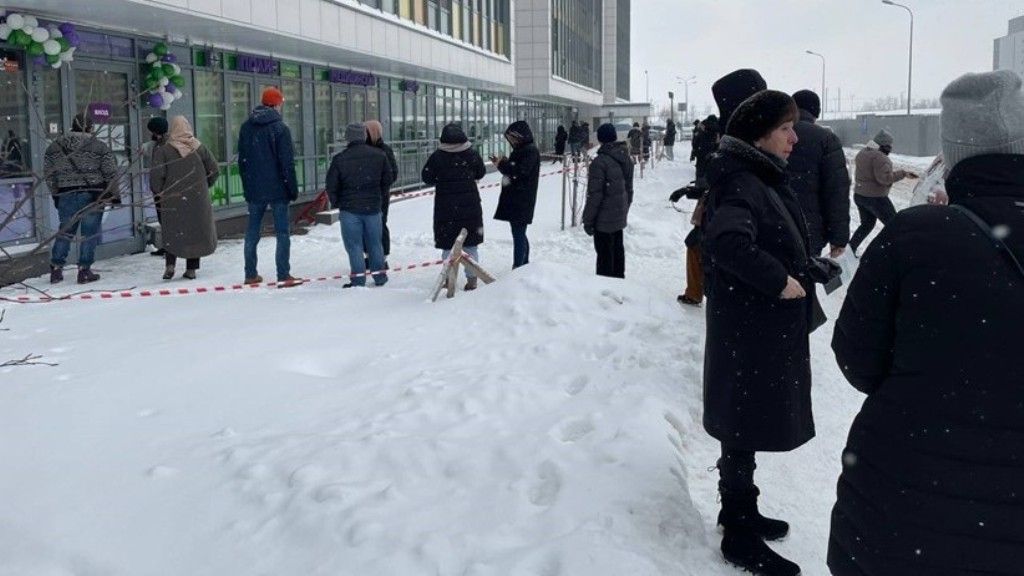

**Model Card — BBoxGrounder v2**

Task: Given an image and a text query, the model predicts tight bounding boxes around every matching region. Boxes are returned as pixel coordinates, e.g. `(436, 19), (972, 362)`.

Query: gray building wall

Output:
(821, 114), (941, 157)
(994, 15), (1024, 77)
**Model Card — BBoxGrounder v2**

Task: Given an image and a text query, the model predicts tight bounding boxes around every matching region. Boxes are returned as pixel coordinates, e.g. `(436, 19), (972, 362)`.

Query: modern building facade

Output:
(0, 0), (644, 281)
(994, 15), (1024, 78)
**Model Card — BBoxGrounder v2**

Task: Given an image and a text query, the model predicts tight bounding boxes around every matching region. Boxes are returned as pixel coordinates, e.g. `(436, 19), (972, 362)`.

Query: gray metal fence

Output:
(822, 114), (941, 157)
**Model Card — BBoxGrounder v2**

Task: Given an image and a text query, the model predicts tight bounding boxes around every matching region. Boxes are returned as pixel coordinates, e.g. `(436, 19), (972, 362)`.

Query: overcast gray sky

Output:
(632, 0), (1024, 117)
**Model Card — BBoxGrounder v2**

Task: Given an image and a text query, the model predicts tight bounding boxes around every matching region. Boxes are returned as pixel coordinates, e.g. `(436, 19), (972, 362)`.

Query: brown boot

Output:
(464, 277), (478, 291)
(163, 265), (175, 280)
(244, 275), (263, 285)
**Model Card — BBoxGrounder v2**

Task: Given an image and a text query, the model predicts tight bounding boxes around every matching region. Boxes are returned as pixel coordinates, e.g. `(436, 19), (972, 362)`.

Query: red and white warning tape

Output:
(0, 259), (446, 303)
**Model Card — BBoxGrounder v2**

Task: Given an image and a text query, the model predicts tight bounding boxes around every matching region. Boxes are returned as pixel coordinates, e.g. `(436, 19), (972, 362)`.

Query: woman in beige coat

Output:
(150, 116), (219, 279)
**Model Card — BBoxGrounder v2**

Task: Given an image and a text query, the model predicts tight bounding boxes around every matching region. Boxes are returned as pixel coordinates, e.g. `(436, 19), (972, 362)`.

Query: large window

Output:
(551, 0), (602, 90)
(195, 70), (226, 164)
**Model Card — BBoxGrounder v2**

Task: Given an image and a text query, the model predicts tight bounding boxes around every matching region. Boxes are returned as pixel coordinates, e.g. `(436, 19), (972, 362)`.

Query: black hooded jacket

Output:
(583, 142), (634, 233)
(828, 154), (1024, 576)
(325, 141), (393, 214)
(422, 125), (487, 249)
(494, 121), (541, 225)
(788, 109), (851, 252)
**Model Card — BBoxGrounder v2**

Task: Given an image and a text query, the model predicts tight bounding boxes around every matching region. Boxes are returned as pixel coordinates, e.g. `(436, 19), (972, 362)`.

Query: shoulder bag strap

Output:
(950, 204), (1024, 279)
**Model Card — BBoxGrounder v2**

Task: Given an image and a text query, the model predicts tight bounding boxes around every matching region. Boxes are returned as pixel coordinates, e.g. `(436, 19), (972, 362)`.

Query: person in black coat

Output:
(568, 120), (583, 159)
(787, 90), (851, 257)
(661, 121), (677, 160)
(582, 124), (634, 278)
(702, 87), (809, 576)
(554, 125), (568, 158)
(326, 122), (394, 287)
(422, 123), (487, 290)
(691, 115), (721, 185)
(493, 120), (541, 269)
(366, 120), (399, 262)
(828, 70), (1024, 576)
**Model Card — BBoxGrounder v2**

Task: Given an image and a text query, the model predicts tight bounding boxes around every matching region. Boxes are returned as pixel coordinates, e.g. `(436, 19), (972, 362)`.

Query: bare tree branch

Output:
(1, 353), (58, 368)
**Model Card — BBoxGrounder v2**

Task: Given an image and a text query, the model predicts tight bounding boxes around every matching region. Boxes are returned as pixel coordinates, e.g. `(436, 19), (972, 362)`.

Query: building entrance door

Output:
(67, 60), (145, 259)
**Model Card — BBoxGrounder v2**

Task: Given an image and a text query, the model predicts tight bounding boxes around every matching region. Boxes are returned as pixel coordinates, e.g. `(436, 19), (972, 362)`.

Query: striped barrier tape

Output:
(0, 259), (447, 303)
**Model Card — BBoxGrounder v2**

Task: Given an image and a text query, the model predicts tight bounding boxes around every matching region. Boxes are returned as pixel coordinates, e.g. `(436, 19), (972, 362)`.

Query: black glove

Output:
(669, 187), (686, 203)
(584, 224), (595, 236)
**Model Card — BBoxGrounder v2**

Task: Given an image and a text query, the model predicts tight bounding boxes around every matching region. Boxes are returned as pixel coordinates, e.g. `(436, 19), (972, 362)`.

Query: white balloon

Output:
(172, 88), (183, 100)
(0, 24), (11, 41)
(146, 53), (158, 63)
(160, 91), (174, 105)
(23, 15), (38, 29)
(22, 25), (34, 36)
(159, 77), (169, 87)
(48, 26), (62, 38)
(6, 14), (24, 30)
(30, 28), (49, 43)
(171, 63), (181, 75)
(59, 50), (74, 62)
(51, 61), (62, 69)
(42, 39), (60, 56)
(160, 103), (171, 111)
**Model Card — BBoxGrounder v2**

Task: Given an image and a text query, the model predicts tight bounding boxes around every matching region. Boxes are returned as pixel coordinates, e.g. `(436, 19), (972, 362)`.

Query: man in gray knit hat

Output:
(849, 128), (918, 255)
(827, 69), (1024, 576)
(326, 122), (395, 287)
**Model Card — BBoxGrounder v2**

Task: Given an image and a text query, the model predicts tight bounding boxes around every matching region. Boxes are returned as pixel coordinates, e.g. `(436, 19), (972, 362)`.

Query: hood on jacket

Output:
(707, 135), (788, 189)
(249, 105), (283, 126)
(505, 121), (535, 147)
(598, 141), (631, 172)
(440, 123), (469, 145)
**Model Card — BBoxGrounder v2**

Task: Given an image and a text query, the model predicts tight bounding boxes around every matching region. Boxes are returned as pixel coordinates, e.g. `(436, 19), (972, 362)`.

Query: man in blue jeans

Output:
(238, 87), (300, 286)
(325, 123), (394, 287)
(43, 113), (119, 284)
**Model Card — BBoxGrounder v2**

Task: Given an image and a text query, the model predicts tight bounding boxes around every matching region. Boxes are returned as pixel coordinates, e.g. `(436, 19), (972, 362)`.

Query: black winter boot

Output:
(718, 486), (789, 541)
(721, 526), (800, 576)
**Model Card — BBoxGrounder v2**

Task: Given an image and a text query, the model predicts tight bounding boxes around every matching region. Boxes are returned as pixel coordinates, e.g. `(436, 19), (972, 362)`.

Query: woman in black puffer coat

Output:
(422, 123), (487, 289)
(828, 70), (1024, 576)
(701, 90), (812, 576)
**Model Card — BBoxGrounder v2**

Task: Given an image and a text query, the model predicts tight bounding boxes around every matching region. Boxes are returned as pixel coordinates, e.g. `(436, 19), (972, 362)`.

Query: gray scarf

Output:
(439, 141), (472, 153)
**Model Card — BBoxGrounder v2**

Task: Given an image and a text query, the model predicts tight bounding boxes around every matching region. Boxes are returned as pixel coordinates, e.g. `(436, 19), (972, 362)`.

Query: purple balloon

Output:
(58, 22), (75, 35)
(66, 32), (81, 47)
(164, 53), (178, 63)
(33, 55), (46, 66)
(148, 92), (164, 108)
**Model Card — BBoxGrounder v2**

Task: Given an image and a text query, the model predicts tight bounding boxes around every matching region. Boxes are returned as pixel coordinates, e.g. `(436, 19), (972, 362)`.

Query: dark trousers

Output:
(510, 222), (530, 268)
(165, 253), (200, 270)
(849, 195), (897, 253)
(593, 229), (625, 278)
(719, 444), (757, 494)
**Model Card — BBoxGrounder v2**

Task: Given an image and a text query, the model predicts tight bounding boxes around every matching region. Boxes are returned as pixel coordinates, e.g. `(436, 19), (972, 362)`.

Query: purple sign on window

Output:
(399, 80), (420, 93)
(87, 103), (113, 124)
(237, 54), (278, 75)
(329, 69), (376, 87)
(76, 30), (133, 58)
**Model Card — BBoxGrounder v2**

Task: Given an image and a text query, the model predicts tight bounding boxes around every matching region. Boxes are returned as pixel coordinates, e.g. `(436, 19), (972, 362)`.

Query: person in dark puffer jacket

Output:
(422, 123), (488, 291)
(828, 70), (1024, 576)
(238, 87), (300, 285)
(493, 120), (541, 269)
(44, 113), (119, 285)
(702, 87), (809, 576)
(583, 123), (634, 278)
(366, 120), (399, 262)
(788, 89), (851, 257)
(326, 122), (393, 287)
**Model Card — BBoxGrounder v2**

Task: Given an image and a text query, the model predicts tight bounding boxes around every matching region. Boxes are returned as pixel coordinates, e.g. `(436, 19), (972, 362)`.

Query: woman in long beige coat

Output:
(150, 116), (219, 279)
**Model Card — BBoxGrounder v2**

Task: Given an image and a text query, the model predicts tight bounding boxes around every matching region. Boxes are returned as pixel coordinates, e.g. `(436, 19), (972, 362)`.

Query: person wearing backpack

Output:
(582, 124), (633, 278)
(828, 70), (1024, 576)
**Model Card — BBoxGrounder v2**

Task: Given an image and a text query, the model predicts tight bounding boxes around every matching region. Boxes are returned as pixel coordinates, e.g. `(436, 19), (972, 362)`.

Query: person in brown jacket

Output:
(149, 116), (219, 280)
(849, 129), (917, 255)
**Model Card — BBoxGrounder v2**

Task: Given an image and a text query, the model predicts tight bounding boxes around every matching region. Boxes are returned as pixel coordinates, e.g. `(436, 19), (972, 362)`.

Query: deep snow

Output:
(0, 144), (929, 575)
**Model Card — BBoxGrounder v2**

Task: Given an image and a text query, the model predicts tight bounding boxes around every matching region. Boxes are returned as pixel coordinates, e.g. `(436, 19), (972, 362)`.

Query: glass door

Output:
(67, 60), (144, 258)
(226, 78), (252, 205)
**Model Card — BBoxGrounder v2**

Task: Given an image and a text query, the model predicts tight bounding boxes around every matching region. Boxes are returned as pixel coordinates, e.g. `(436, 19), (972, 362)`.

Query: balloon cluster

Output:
(142, 42), (183, 110)
(0, 13), (79, 69)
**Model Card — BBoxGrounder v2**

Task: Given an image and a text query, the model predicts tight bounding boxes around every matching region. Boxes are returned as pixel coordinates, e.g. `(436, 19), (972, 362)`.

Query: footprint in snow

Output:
(528, 460), (562, 507)
(558, 417), (595, 443)
(563, 375), (588, 396)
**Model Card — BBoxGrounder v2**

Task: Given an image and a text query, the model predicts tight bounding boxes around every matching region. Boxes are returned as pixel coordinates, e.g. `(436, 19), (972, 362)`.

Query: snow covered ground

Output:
(0, 144), (926, 575)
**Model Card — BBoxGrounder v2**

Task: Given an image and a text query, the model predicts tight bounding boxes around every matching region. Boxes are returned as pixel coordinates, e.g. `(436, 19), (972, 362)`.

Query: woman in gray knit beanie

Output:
(827, 69), (1024, 576)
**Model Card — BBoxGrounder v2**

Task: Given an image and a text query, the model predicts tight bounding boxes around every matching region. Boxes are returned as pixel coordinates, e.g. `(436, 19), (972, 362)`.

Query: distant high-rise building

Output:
(994, 15), (1024, 77)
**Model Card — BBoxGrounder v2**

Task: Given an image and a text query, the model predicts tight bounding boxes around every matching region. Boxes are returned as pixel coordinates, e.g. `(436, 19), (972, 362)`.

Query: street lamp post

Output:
(882, 0), (914, 115)
(644, 69), (649, 104)
(676, 75), (696, 125)
(805, 50), (826, 116)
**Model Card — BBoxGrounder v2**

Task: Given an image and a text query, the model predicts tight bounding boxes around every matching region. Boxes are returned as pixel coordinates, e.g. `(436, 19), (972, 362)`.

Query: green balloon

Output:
(27, 42), (44, 56)
(153, 42), (168, 56)
(14, 30), (31, 47)
(151, 66), (166, 79)
(57, 37), (70, 52)
(161, 63), (175, 76)
(170, 74), (184, 88)
(45, 53), (60, 65)
(145, 77), (160, 91)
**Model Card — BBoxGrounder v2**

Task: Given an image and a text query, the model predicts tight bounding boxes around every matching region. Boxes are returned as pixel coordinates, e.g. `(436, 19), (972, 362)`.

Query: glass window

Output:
(276, 80), (303, 156)
(390, 91), (404, 140)
(353, 91), (366, 123)
(314, 84), (331, 157)
(196, 70), (226, 163)
(452, 2), (462, 39)
(227, 80), (251, 160)
(334, 89), (350, 149)
(383, 0), (396, 13)
(399, 0), (412, 19)
(367, 87), (379, 124)
(0, 49), (30, 177)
